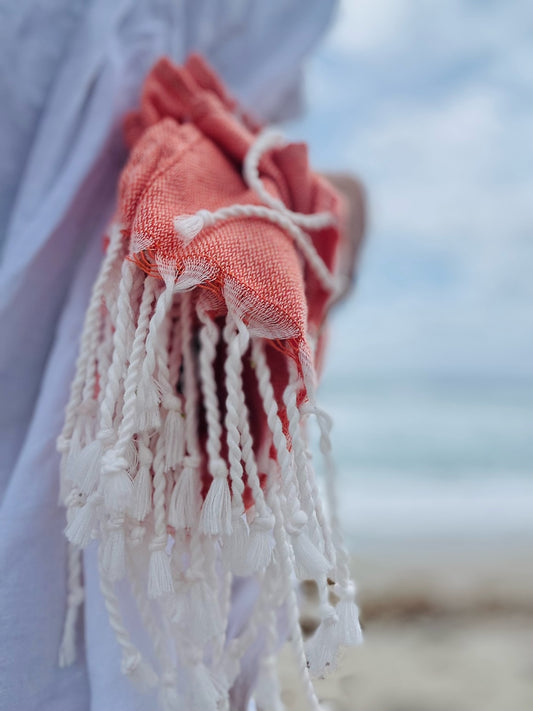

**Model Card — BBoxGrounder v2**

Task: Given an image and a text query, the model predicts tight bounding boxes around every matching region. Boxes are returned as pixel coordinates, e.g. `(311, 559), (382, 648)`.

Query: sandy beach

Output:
(278, 541), (533, 711)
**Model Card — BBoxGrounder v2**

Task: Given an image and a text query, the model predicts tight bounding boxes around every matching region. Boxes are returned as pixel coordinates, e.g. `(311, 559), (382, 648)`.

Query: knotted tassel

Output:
(65, 493), (101, 548)
(200, 458), (232, 536)
(168, 455), (201, 529)
(304, 601), (340, 678)
(148, 541), (174, 598)
(197, 306), (234, 537)
(136, 375), (161, 432)
(76, 439), (104, 496)
(162, 404), (185, 471)
(335, 581), (363, 647)
(245, 512), (275, 573)
(129, 435), (153, 522)
(102, 452), (134, 514)
(288, 509), (330, 581)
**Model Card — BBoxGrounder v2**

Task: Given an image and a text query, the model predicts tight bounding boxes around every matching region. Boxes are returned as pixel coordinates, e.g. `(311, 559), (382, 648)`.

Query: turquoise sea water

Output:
(321, 374), (533, 479)
(316, 373), (533, 545)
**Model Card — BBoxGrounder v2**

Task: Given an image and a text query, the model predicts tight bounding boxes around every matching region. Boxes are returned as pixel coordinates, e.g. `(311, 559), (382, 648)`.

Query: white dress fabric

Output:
(0, 1), (335, 709)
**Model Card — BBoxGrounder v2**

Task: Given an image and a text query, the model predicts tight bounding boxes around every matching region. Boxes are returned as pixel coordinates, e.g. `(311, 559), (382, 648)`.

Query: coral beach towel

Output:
(57, 54), (361, 711)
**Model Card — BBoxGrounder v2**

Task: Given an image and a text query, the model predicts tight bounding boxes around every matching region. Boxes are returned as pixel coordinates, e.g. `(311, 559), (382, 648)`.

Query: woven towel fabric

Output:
(120, 55), (344, 354)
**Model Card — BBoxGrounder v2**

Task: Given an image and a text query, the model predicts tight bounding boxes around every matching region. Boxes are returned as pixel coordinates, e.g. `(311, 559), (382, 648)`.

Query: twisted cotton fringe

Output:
(58, 239), (360, 709)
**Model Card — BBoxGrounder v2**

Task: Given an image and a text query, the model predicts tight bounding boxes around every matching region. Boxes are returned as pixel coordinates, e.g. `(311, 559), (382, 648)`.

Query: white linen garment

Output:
(0, 1), (335, 709)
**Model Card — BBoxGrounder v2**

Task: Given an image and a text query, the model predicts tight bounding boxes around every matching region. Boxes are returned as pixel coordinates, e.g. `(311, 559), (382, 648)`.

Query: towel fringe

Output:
(58, 126), (360, 707)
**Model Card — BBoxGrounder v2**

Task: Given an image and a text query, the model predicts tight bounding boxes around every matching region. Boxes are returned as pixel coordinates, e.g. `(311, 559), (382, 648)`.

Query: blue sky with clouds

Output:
(286, 0), (533, 378)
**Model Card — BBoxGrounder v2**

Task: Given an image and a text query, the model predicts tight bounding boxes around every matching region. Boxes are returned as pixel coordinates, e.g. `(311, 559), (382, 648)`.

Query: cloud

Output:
(286, 0), (533, 376)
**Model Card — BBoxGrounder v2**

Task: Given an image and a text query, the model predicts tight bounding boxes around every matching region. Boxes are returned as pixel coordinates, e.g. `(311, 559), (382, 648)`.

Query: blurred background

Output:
(282, 1), (533, 709)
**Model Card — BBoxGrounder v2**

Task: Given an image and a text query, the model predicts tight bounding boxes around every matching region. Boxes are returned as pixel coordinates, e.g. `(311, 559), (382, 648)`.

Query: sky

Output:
(286, 0), (533, 379)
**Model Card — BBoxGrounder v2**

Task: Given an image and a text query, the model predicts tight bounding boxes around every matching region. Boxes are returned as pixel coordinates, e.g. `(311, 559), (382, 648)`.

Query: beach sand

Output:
(278, 541), (533, 711)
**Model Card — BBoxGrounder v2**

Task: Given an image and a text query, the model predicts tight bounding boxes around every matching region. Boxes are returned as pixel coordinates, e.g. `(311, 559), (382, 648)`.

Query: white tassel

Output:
(305, 604), (340, 678)
(174, 209), (215, 243)
(101, 518), (127, 581)
(63, 427), (83, 482)
(288, 510), (330, 581)
(200, 463), (232, 536)
(76, 440), (104, 496)
(65, 497), (99, 548)
(245, 513), (275, 572)
(103, 469), (134, 514)
(129, 436), (153, 521)
(148, 545), (174, 598)
(335, 583), (363, 647)
(136, 375), (161, 431)
(129, 466), (153, 523)
(291, 529), (330, 581)
(168, 457), (200, 529)
(162, 406), (185, 471)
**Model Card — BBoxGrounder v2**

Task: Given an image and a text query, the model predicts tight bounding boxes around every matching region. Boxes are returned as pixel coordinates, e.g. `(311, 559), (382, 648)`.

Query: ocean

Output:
(316, 370), (533, 547)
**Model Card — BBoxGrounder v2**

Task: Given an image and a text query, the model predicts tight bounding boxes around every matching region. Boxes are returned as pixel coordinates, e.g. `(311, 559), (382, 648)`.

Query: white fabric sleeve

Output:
(0, 2), (336, 710)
